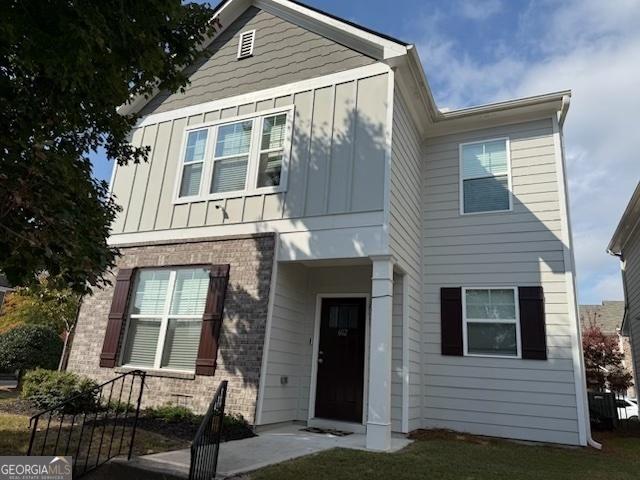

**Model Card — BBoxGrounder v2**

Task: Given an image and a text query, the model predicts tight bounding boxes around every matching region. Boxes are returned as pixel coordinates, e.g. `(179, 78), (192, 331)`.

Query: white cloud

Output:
(415, 0), (640, 304)
(458, 0), (503, 20)
(579, 273), (624, 304)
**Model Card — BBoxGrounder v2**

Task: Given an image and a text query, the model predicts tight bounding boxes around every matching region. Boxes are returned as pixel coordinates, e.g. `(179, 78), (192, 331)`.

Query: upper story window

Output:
(460, 138), (511, 214)
(175, 106), (294, 203)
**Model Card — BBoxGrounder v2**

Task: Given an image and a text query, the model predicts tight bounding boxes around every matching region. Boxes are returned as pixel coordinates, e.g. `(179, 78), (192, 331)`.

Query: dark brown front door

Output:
(314, 297), (366, 423)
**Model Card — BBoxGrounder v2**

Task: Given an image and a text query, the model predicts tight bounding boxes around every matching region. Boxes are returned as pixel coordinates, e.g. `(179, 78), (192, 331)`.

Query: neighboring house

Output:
(579, 300), (636, 398)
(67, 0), (591, 450)
(0, 274), (12, 312)
(608, 182), (640, 404)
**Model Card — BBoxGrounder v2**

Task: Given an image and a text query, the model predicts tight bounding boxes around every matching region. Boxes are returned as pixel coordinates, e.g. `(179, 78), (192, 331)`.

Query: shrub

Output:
(0, 324), (63, 373)
(21, 369), (98, 413)
(222, 413), (255, 441)
(145, 404), (197, 423)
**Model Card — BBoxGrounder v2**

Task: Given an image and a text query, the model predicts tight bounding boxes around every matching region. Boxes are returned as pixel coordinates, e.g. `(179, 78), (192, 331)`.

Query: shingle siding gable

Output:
(140, 7), (375, 116)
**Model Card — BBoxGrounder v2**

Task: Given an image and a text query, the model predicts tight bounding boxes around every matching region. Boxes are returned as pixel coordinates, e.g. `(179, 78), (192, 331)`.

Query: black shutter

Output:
(100, 268), (135, 368)
(519, 286), (547, 360)
(441, 287), (463, 356)
(195, 264), (230, 376)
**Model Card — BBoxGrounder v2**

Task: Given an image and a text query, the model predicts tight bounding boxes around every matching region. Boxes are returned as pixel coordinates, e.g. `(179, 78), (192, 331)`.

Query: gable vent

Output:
(237, 30), (255, 59)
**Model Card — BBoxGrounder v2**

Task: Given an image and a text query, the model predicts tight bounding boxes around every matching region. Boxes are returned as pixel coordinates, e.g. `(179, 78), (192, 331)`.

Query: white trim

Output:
(237, 29), (256, 59)
(172, 106), (295, 204)
(135, 63), (391, 128)
(108, 211), (384, 245)
(551, 114), (590, 446)
(458, 137), (513, 216)
(254, 234), (280, 425)
(381, 68), (395, 253)
(461, 287), (521, 359)
(308, 294), (370, 426)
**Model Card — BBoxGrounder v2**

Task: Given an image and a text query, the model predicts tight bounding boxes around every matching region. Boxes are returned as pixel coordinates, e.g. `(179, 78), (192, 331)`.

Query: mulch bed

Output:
(133, 416), (255, 443)
(0, 395), (40, 417)
(0, 393), (255, 443)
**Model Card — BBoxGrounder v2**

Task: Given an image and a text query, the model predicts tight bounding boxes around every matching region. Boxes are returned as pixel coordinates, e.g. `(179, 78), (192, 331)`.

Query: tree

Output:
(0, 1), (219, 294)
(582, 325), (633, 393)
(0, 324), (63, 380)
(0, 274), (80, 369)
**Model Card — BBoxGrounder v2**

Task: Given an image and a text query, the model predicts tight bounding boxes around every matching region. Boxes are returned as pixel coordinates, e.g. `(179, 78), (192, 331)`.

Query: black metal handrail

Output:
(27, 370), (146, 478)
(189, 380), (228, 480)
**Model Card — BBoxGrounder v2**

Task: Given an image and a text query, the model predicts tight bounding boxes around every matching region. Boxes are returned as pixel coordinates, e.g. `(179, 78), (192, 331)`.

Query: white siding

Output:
(389, 90), (423, 431)
(391, 273), (403, 432)
(421, 118), (581, 445)
(260, 263), (310, 424)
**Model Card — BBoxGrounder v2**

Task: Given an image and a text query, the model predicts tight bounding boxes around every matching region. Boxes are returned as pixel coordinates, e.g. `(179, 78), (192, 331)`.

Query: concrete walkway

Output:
(134, 423), (412, 479)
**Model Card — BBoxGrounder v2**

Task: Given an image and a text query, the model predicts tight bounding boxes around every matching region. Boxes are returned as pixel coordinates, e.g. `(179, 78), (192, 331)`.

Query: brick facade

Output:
(67, 234), (275, 423)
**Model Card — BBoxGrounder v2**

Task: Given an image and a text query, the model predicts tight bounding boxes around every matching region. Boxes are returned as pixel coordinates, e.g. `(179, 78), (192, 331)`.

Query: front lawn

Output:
(249, 430), (640, 480)
(0, 410), (189, 457)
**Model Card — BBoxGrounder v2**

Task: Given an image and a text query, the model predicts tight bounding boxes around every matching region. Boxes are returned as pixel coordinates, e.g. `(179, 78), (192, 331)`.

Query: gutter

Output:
(558, 94), (570, 127)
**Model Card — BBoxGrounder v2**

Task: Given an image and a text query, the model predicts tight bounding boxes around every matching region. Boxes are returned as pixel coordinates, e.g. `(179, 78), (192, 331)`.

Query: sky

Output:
(90, 0), (640, 304)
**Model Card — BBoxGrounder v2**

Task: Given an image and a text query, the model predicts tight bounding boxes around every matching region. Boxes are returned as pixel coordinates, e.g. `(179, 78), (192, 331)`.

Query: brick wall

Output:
(621, 335), (637, 398)
(67, 234), (275, 423)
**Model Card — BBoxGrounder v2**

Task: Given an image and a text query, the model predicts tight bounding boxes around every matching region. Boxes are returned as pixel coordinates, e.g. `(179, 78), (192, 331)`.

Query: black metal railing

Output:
(588, 390), (639, 431)
(189, 380), (228, 480)
(27, 370), (146, 478)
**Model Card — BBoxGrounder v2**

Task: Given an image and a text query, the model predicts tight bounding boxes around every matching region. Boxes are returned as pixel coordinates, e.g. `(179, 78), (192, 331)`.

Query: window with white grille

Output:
(175, 106), (294, 202)
(237, 30), (255, 59)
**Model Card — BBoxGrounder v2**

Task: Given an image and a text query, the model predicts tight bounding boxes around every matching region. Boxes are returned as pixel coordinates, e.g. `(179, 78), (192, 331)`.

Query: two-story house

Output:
(67, 0), (592, 450)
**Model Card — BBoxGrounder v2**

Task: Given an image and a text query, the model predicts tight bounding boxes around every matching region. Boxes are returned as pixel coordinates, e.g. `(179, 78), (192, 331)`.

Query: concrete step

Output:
(81, 457), (187, 480)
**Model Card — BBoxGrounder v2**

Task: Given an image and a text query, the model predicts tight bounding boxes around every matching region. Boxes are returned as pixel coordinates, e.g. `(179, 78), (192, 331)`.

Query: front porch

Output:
(130, 423), (412, 478)
(255, 256), (407, 451)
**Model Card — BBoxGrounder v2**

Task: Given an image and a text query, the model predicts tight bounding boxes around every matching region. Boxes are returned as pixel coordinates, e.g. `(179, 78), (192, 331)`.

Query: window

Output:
(210, 120), (252, 194)
(237, 30), (255, 59)
(257, 113), (287, 188)
(120, 268), (209, 372)
(463, 288), (520, 357)
(179, 129), (208, 197)
(460, 138), (511, 214)
(175, 107), (293, 202)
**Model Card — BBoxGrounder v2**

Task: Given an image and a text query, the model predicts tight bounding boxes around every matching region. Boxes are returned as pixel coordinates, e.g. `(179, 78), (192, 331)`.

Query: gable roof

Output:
(608, 181), (640, 255)
(579, 301), (625, 335)
(121, 0), (571, 137)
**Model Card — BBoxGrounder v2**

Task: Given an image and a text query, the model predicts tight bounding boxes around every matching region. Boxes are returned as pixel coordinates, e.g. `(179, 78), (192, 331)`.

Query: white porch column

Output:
(366, 255), (394, 451)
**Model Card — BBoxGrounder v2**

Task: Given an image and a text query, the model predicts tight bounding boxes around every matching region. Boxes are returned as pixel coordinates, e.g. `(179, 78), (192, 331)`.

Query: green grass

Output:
(249, 430), (640, 480)
(0, 411), (188, 458)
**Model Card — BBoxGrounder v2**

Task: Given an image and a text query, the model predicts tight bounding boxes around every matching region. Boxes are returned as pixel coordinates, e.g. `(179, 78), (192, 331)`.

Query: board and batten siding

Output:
(140, 7), (375, 116)
(110, 72), (389, 235)
(259, 264), (405, 431)
(389, 90), (423, 431)
(421, 117), (582, 445)
(623, 227), (640, 391)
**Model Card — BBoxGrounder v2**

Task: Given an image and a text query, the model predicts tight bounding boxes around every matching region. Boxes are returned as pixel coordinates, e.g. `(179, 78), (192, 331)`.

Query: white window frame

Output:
(173, 105), (295, 204)
(119, 267), (209, 373)
(459, 137), (512, 215)
(462, 286), (521, 359)
(237, 29), (256, 59)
